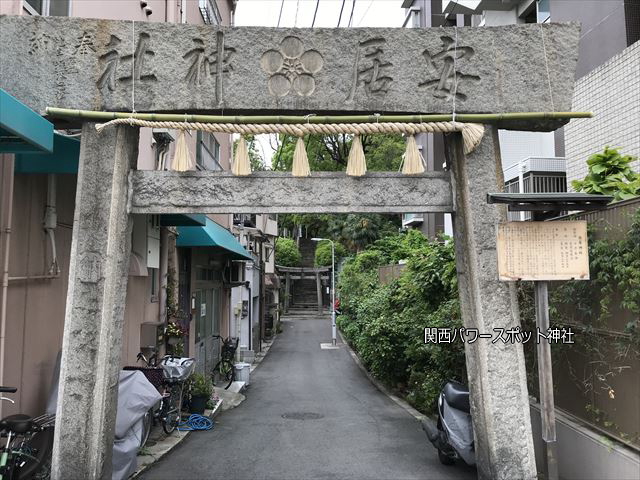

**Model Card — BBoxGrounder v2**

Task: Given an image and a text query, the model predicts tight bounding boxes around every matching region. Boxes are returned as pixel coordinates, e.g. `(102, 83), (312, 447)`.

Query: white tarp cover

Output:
(442, 401), (475, 465)
(112, 370), (162, 480)
(161, 357), (196, 382)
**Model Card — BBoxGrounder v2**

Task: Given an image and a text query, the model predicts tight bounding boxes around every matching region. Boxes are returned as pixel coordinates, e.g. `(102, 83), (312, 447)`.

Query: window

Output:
(199, 0), (222, 25)
(150, 268), (159, 301)
(195, 266), (215, 281)
(537, 0), (551, 23)
(196, 132), (222, 171)
(24, 0), (70, 16)
(625, 0), (640, 46)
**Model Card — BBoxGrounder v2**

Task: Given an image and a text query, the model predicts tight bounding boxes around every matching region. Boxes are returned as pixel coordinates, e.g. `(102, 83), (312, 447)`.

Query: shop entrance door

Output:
(193, 288), (221, 375)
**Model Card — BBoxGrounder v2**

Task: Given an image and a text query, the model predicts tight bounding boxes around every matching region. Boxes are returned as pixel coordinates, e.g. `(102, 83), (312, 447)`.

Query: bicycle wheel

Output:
(161, 384), (183, 435)
(221, 360), (235, 390)
(140, 408), (153, 448)
(16, 427), (53, 480)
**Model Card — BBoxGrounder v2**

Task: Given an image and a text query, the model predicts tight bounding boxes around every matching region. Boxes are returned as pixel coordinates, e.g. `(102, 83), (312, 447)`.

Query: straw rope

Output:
(95, 118), (485, 153)
(97, 117), (469, 135)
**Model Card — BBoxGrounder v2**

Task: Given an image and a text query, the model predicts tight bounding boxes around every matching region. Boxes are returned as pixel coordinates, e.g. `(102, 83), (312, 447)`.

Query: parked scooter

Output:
(421, 381), (476, 466)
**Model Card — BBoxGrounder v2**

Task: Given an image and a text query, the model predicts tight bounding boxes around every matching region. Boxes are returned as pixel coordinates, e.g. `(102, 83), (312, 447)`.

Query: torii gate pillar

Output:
(448, 127), (537, 480)
(51, 123), (138, 480)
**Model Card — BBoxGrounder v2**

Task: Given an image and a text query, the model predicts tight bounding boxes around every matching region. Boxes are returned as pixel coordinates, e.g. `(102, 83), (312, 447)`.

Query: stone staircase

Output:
(288, 238), (323, 314)
(298, 238), (317, 267)
(291, 278), (319, 310)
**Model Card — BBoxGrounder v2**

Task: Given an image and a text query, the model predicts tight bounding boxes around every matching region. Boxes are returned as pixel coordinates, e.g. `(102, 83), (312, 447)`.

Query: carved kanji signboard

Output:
(0, 15), (579, 128)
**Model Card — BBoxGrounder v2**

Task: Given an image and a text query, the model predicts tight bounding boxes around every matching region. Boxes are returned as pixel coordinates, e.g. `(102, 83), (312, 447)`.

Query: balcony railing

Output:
(402, 213), (424, 227)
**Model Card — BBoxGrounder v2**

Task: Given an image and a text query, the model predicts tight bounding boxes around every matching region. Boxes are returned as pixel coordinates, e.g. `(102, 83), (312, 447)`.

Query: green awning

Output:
(14, 132), (80, 173)
(177, 217), (253, 261)
(1, 89), (53, 154)
(160, 214), (207, 227)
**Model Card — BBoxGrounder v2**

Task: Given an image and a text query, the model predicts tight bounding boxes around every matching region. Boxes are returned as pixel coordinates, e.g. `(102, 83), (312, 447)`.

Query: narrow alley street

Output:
(141, 314), (477, 480)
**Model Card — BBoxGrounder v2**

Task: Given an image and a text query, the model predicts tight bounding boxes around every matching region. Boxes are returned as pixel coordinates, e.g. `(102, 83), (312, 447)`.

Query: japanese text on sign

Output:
(497, 221), (589, 281)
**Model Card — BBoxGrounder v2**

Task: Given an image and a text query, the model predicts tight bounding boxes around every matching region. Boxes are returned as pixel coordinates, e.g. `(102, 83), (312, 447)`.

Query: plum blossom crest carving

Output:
(260, 36), (323, 97)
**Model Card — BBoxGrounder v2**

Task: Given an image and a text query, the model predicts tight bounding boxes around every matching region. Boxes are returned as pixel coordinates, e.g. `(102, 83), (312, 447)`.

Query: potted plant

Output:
(189, 373), (213, 414)
(165, 320), (188, 355)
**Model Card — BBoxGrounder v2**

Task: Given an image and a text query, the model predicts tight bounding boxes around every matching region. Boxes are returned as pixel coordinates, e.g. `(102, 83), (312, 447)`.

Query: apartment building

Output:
(400, 0), (639, 234)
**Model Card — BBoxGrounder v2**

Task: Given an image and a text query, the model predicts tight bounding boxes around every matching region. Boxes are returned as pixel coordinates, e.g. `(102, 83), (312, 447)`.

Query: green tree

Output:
(271, 133), (405, 172)
(314, 240), (348, 267)
(365, 134), (406, 171)
(278, 213), (400, 254)
(275, 237), (301, 267)
(572, 147), (640, 202)
(278, 213), (332, 238)
(327, 214), (400, 252)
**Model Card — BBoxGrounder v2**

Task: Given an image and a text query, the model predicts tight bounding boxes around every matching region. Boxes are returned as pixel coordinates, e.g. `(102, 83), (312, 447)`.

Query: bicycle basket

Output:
(160, 357), (196, 382)
(123, 366), (165, 389)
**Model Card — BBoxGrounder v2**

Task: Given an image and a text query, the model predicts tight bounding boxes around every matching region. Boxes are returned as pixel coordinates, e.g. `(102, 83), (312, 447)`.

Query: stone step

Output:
(227, 381), (247, 393)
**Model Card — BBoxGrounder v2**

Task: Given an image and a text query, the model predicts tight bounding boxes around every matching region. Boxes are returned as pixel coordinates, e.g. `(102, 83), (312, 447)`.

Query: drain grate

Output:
(281, 412), (324, 420)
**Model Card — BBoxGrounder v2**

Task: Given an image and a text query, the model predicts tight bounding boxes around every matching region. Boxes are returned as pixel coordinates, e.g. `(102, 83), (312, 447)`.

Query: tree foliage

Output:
(275, 237), (301, 267)
(572, 147), (640, 202)
(271, 133), (406, 173)
(279, 213), (400, 253)
(314, 240), (348, 267)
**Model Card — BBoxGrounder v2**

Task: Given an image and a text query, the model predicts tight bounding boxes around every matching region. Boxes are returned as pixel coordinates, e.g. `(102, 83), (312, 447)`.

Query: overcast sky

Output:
(235, 0), (406, 29)
(234, 1), (406, 165)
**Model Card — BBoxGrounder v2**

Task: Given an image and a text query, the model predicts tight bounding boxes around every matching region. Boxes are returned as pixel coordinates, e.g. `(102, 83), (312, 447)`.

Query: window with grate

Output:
(196, 131), (223, 171)
(199, 0), (222, 25)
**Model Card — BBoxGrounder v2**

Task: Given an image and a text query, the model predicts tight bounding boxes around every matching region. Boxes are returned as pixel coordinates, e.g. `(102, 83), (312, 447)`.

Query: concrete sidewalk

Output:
(140, 314), (477, 480)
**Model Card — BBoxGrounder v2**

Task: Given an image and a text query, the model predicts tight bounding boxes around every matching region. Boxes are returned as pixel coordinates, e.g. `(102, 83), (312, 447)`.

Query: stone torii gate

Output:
(0, 15), (580, 480)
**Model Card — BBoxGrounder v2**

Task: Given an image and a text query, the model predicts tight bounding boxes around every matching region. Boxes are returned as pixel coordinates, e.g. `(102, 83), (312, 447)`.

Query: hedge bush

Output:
(275, 237), (301, 267)
(337, 231), (465, 413)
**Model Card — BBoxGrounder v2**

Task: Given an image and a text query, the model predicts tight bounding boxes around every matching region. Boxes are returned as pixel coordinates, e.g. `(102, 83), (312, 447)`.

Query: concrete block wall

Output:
(565, 42), (640, 189)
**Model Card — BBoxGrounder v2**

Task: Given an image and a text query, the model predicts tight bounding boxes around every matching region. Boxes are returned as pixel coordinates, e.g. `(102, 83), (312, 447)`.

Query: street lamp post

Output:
(311, 238), (336, 346)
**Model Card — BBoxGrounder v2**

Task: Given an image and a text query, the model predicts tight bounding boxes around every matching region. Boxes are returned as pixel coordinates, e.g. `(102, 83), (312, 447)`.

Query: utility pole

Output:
(311, 238), (336, 346)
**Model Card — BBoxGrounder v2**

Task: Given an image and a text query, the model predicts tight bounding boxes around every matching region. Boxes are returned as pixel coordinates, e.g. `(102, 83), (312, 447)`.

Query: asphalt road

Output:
(141, 314), (477, 480)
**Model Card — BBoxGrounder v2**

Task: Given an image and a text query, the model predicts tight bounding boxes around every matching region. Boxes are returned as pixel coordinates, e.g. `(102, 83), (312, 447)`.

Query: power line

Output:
(348, 0), (357, 27)
(277, 0), (285, 27)
(294, 0), (300, 27)
(337, 0), (346, 27)
(579, 3), (625, 41)
(312, 0), (320, 27)
(356, 0), (374, 27)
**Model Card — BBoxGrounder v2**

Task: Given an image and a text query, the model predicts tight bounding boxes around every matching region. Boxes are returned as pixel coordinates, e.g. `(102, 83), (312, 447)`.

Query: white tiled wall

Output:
(565, 42), (640, 189)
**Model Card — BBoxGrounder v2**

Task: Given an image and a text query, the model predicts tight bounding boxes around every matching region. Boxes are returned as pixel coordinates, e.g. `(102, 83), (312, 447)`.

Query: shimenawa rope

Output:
(95, 117), (484, 154)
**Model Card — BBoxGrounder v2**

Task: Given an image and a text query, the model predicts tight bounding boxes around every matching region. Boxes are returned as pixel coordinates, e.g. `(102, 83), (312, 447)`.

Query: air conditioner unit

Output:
(152, 128), (174, 144)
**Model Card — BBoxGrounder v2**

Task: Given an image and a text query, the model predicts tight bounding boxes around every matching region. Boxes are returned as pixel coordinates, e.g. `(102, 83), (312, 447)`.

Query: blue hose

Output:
(177, 414), (214, 431)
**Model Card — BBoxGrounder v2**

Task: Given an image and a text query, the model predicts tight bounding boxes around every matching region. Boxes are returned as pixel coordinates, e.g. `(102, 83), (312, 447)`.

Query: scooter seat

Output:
(443, 381), (470, 413)
(0, 414), (34, 434)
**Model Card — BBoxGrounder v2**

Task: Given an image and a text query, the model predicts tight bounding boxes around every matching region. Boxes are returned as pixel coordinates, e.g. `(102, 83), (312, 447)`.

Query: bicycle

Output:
(211, 336), (239, 390)
(0, 387), (55, 480)
(126, 355), (195, 440)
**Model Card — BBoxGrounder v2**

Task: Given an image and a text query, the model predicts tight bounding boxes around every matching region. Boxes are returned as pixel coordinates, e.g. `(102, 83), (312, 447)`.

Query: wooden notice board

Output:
(497, 221), (589, 281)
